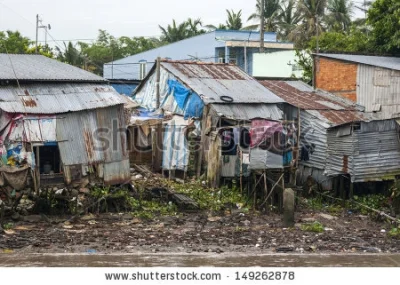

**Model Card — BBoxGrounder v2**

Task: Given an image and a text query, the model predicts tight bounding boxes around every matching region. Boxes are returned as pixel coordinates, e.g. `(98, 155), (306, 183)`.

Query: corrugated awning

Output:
(211, 104), (283, 121)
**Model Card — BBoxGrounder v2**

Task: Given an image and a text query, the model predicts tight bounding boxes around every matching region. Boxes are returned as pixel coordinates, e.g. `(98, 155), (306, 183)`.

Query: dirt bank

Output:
(1, 208), (400, 255)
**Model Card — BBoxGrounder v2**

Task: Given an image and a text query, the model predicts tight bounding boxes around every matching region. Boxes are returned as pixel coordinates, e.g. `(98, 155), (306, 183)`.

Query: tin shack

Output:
(260, 80), (400, 194)
(0, 54), (130, 194)
(132, 60), (285, 184)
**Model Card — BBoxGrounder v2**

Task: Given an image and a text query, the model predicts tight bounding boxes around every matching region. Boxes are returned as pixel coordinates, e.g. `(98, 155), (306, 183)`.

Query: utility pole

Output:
(260, 0), (265, 53)
(35, 14), (39, 53)
(35, 15), (51, 53)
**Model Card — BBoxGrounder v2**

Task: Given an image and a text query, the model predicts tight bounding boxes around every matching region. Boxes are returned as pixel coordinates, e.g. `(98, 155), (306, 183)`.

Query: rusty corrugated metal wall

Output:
(325, 119), (400, 183)
(57, 105), (130, 185)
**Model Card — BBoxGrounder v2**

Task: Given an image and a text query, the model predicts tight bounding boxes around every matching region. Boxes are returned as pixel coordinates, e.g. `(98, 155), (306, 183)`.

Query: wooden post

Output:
(349, 181), (354, 209)
(196, 106), (209, 178)
(339, 176), (345, 207)
(155, 57), (161, 110)
(263, 170), (268, 211)
(281, 171), (285, 212)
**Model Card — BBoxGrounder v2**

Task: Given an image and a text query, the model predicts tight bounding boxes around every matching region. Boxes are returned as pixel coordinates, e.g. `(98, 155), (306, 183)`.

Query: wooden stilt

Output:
(339, 175), (345, 207)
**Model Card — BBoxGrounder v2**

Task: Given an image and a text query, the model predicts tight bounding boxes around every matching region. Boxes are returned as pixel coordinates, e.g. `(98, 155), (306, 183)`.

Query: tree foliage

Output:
(0, 31), (31, 54)
(159, 18), (206, 43)
(368, 0), (400, 54)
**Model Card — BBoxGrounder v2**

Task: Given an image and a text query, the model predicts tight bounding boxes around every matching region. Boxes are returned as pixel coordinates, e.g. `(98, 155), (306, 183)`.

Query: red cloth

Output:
(250, 119), (283, 148)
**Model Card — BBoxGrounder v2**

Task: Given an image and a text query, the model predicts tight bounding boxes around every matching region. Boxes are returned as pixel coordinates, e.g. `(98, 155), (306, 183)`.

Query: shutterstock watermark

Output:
(91, 119), (317, 155)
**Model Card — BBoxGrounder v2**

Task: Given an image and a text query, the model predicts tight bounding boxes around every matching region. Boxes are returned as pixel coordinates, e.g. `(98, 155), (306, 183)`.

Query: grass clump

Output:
(388, 227), (400, 238)
(301, 221), (325, 233)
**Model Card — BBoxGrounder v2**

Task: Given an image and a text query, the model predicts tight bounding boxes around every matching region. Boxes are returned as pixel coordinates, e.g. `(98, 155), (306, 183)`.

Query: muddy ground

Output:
(1, 207), (400, 255)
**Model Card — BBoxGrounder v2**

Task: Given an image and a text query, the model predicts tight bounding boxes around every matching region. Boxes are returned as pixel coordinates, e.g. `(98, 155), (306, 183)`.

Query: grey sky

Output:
(0, 0), (366, 45)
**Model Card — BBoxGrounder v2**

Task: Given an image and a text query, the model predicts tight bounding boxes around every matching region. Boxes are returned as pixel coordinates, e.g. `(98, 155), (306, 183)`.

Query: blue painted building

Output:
(104, 30), (294, 85)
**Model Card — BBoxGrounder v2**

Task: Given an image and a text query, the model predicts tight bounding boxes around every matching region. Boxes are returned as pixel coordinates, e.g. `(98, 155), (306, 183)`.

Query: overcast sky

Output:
(0, 0), (366, 45)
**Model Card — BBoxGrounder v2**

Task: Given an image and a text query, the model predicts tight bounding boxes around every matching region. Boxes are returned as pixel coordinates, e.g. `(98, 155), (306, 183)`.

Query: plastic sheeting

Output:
(168, 79), (204, 119)
(168, 79), (190, 109)
(250, 119), (283, 148)
(249, 148), (283, 170)
(162, 121), (189, 171)
(184, 93), (204, 120)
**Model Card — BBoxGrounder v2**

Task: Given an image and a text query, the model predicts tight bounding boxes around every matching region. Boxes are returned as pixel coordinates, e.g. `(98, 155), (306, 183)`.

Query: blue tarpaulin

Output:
(184, 93), (204, 120)
(168, 80), (190, 110)
(167, 79), (204, 119)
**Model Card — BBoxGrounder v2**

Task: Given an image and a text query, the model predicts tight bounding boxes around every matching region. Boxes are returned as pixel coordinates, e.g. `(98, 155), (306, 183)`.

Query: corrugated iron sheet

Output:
(357, 64), (400, 119)
(103, 159), (131, 185)
(317, 53), (400, 71)
(325, 119), (400, 182)
(300, 110), (329, 170)
(0, 54), (104, 82)
(160, 61), (284, 104)
(57, 105), (128, 166)
(0, 83), (125, 114)
(210, 103), (283, 121)
(260, 80), (370, 126)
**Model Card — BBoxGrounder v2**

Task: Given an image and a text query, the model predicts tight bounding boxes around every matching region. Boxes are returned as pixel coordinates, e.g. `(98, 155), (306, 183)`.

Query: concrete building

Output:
(104, 30), (295, 93)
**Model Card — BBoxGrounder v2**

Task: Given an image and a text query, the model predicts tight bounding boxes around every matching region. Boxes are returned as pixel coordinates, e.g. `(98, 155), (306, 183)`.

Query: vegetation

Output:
(388, 227), (400, 238)
(301, 221), (325, 232)
(0, 0), (398, 80)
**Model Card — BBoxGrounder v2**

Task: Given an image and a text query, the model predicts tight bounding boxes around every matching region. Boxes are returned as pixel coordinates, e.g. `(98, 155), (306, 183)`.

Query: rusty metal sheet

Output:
(0, 83), (125, 114)
(160, 61), (284, 104)
(56, 105), (128, 166)
(259, 80), (356, 111)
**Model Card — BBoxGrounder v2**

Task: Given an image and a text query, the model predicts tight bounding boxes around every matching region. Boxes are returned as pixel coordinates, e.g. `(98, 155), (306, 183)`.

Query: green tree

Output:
(55, 42), (83, 67)
(0, 30), (31, 53)
(226, 10), (243, 30)
(206, 10), (243, 30)
(78, 30), (123, 74)
(186, 18), (206, 37)
(278, 0), (301, 40)
(368, 0), (400, 54)
(159, 20), (190, 43)
(325, 0), (353, 31)
(246, 0), (282, 31)
(289, 0), (327, 48)
(308, 27), (373, 53)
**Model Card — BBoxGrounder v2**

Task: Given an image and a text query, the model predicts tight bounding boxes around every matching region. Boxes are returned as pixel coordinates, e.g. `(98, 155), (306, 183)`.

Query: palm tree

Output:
(326, 0), (353, 31)
(186, 18), (206, 37)
(289, 0), (327, 48)
(278, 0), (301, 40)
(159, 20), (189, 43)
(205, 10), (243, 31)
(226, 10), (243, 30)
(245, 0), (282, 32)
(55, 42), (83, 67)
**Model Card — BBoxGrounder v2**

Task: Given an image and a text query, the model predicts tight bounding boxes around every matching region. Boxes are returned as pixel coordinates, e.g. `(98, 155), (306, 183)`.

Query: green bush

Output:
(301, 221), (325, 233)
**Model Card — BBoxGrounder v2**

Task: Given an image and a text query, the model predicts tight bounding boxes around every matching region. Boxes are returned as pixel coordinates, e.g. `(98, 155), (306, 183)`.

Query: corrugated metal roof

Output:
(260, 80), (355, 110)
(0, 83), (126, 114)
(160, 61), (284, 104)
(0, 54), (104, 82)
(211, 103), (283, 120)
(317, 53), (400, 71)
(260, 80), (367, 126)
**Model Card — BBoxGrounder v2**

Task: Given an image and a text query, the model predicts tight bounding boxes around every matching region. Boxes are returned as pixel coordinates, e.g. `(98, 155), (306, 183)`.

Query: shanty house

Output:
(132, 60), (285, 185)
(314, 53), (400, 119)
(0, 54), (130, 194)
(260, 80), (400, 192)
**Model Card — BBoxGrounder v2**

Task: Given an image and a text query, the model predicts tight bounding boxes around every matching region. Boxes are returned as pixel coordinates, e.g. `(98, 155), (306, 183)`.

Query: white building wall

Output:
(252, 50), (303, 78)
